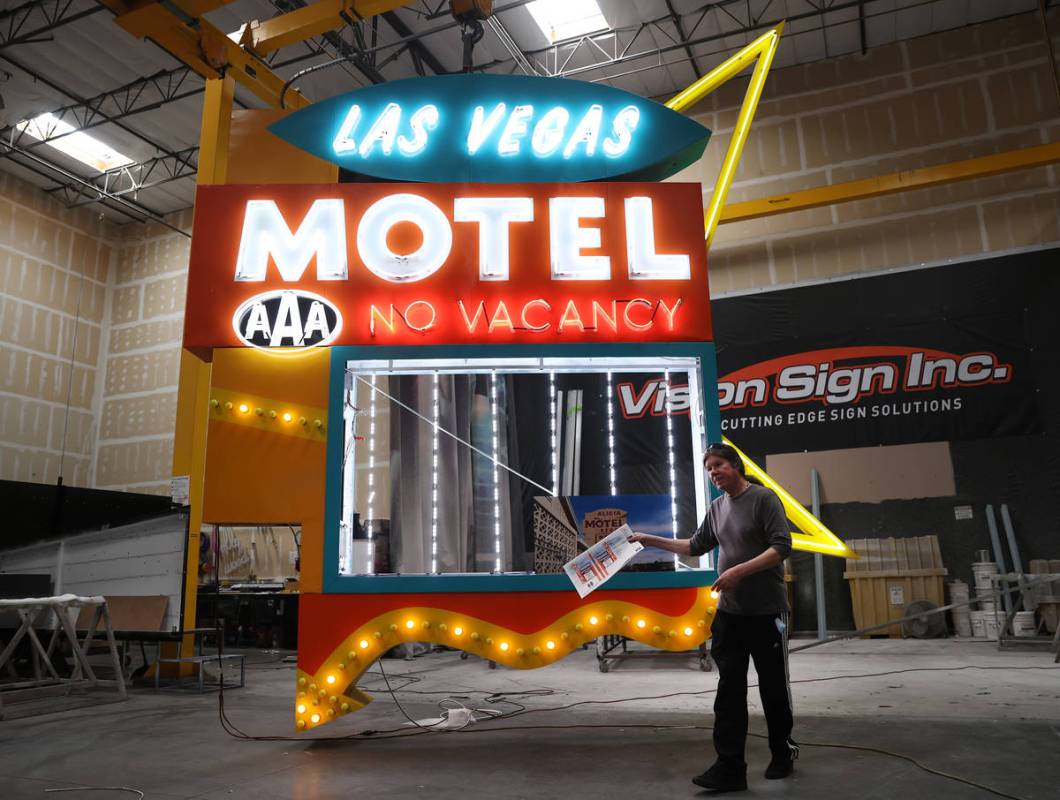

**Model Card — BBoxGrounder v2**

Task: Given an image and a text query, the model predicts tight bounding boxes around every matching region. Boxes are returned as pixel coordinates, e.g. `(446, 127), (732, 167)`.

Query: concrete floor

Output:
(1, 639), (1058, 799)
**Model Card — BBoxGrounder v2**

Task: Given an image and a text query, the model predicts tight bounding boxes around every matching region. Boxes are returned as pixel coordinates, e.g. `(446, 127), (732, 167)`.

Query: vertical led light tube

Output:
(664, 369), (679, 568)
(491, 371), (501, 572)
(365, 374), (377, 575)
(431, 371), (440, 573)
(606, 371), (617, 496)
(549, 370), (558, 495)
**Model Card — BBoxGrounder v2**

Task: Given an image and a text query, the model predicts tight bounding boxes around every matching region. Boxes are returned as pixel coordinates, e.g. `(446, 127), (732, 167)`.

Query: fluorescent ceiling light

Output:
(527, 0), (609, 44)
(16, 112), (134, 173)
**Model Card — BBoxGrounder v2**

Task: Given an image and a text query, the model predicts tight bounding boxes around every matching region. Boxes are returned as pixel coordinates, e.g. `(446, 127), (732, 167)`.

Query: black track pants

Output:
(709, 609), (794, 769)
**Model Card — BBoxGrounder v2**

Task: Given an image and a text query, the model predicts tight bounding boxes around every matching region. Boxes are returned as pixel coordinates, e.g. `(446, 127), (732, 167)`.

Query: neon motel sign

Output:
(186, 77), (713, 351)
(184, 182), (713, 350)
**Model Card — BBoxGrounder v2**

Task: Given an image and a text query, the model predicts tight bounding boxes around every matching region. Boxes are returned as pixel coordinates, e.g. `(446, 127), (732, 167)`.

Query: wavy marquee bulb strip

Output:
(293, 586), (719, 730)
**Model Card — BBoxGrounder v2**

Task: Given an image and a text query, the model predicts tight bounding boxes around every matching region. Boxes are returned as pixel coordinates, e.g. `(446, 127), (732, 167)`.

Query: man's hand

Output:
(628, 531), (651, 545)
(712, 565), (747, 594)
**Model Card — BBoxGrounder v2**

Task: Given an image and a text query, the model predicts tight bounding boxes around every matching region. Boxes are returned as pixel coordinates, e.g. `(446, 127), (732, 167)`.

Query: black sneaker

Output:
(764, 756), (793, 779)
(691, 762), (748, 792)
(764, 740), (799, 779)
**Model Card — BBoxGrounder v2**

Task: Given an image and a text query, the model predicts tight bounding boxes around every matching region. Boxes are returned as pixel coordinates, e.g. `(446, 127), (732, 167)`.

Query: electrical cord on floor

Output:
(44, 788), (144, 799)
(214, 641), (1055, 799)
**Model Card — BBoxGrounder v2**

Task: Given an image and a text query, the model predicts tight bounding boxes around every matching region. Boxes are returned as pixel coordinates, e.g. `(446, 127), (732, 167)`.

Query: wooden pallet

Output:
(843, 536), (948, 638)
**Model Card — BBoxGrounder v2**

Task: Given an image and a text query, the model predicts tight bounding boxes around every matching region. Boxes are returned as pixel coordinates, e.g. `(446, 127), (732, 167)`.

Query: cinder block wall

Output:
(0, 174), (115, 487)
(671, 10), (1060, 294)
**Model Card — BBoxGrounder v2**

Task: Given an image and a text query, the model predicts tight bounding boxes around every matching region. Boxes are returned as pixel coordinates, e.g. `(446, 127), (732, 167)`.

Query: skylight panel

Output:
(16, 113), (134, 173)
(527, 0), (609, 44)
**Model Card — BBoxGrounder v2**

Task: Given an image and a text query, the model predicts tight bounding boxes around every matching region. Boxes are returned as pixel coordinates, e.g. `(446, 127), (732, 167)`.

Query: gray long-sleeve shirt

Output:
(688, 483), (792, 616)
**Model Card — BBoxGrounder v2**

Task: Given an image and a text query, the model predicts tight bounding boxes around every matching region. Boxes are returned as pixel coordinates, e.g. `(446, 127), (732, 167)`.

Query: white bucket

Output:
(978, 599), (996, 613)
(972, 562), (998, 594)
(1012, 611), (1037, 638)
(952, 608), (973, 638)
(948, 580), (970, 602)
(969, 611), (986, 639)
(983, 614), (1001, 640)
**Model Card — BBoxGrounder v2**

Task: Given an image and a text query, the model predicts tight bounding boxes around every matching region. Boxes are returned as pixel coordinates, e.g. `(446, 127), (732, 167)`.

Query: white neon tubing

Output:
(453, 197), (534, 281)
(550, 370), (558, 495)
(531, 107), (569, 156)
(665, 369), (679, 568)
(548, 197), (609, 280)
(366, 373), (377, 575)
(357, 193), (452, 282)
(491, 371), (501, 572)
(624, 196), (691, 280)
(607, 371), (616, 496)
(397, 104), (439, 156)
(431, 372), (440, 574)
(234, 199), (347, 282)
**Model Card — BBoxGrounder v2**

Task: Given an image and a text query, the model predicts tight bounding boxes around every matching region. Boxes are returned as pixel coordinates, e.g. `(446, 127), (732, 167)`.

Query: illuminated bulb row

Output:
(366, 374), (377, 575)
(606, 371), (616, 495)
(549, 370), (558, 494)
(212, 398), (319, 428)
(431, 372), (439, 574)
(664, 370), (679, 568)
(490, 371), (502, 572)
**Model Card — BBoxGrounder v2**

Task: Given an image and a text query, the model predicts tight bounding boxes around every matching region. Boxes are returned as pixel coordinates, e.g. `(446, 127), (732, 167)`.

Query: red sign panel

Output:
(184, 182), (711, 349)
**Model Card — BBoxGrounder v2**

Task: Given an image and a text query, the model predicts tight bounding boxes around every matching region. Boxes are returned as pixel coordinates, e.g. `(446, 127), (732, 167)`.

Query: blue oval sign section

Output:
(268, 74), (710, 183)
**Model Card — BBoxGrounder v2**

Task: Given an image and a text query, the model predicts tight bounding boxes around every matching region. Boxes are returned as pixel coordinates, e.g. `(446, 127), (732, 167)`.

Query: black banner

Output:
(707, 252), (1046, 456)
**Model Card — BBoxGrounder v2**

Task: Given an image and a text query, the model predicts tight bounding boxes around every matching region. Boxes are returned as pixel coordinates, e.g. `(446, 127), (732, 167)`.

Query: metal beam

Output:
(381, 8), (446, 74)
(96, 0), (312, 109)
(718, 142), (1060, 224)
(0, 137), (187, 232)
(240, 0), (407, 57)
(49, 146), (198, 207)
(665, 0), (702, 79)
(0, 0), (104, 50)
(0, 66), (201, 152)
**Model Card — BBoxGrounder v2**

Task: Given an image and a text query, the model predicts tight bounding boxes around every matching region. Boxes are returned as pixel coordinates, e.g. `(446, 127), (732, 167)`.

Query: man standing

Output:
(630, 442), (797, 792)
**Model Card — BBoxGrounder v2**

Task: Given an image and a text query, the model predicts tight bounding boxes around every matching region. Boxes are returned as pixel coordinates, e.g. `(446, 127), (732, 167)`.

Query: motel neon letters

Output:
(184, 182), (712, 349)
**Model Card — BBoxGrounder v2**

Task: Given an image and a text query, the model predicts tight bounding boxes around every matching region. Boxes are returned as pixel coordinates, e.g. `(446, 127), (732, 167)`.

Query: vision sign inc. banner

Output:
(702, 257), (1041, 453)
(184, 182), (711, 350)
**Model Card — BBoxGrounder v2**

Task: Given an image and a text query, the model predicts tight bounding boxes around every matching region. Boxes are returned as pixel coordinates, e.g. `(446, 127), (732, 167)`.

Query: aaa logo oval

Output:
(232, 290), (342, 349)
(268, 74), (711, 183)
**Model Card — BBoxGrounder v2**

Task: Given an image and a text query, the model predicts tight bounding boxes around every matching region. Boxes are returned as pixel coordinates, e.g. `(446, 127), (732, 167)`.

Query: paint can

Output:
(951, 607), (973, 638)
(969, 611), (987, 639)
(982, 613), (1001, 641)
(1012, 611), (1037, 638)
(972, 561), (998, 595)
(978, 599), (996, 613)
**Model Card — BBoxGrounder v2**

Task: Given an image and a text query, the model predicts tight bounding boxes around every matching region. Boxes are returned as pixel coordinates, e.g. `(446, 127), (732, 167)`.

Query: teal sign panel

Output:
(268, 74), (710, 183)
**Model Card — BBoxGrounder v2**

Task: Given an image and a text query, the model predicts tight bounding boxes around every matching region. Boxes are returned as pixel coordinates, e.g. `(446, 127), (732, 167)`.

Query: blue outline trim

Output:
(323, 342), (721, 594)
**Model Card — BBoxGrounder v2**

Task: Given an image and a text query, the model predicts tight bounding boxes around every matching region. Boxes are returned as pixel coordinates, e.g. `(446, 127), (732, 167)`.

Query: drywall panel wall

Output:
(0, 173), (116, 488)
(671, 11), (1060, 295)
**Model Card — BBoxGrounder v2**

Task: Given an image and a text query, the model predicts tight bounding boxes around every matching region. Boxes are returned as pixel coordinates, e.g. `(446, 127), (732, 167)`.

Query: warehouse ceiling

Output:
(0, 0), (1048, 227)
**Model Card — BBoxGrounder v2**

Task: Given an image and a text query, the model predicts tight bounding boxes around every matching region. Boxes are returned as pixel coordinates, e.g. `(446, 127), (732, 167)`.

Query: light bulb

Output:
(499, 642), (509, 652)
(588, 615), (599, 625)
(326, 675), (335, 685)
(683, 626), (694, 636)
(359, 639), (369, 649)
(454, 626), (464, 636)
(310, 713), (320, 724)
(405, 620), (415, 629)
(282, 412), (293, 423)
(636, 619), (646, 629)
(546, 640), (556, 650)
(710, 590), (720, 600)
(297, 704), (306, 714)
(238, 403), (249, 414)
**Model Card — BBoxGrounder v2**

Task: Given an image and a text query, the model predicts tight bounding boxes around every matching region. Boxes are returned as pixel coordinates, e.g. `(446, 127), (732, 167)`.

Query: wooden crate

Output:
(843, 536), (948, 638)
